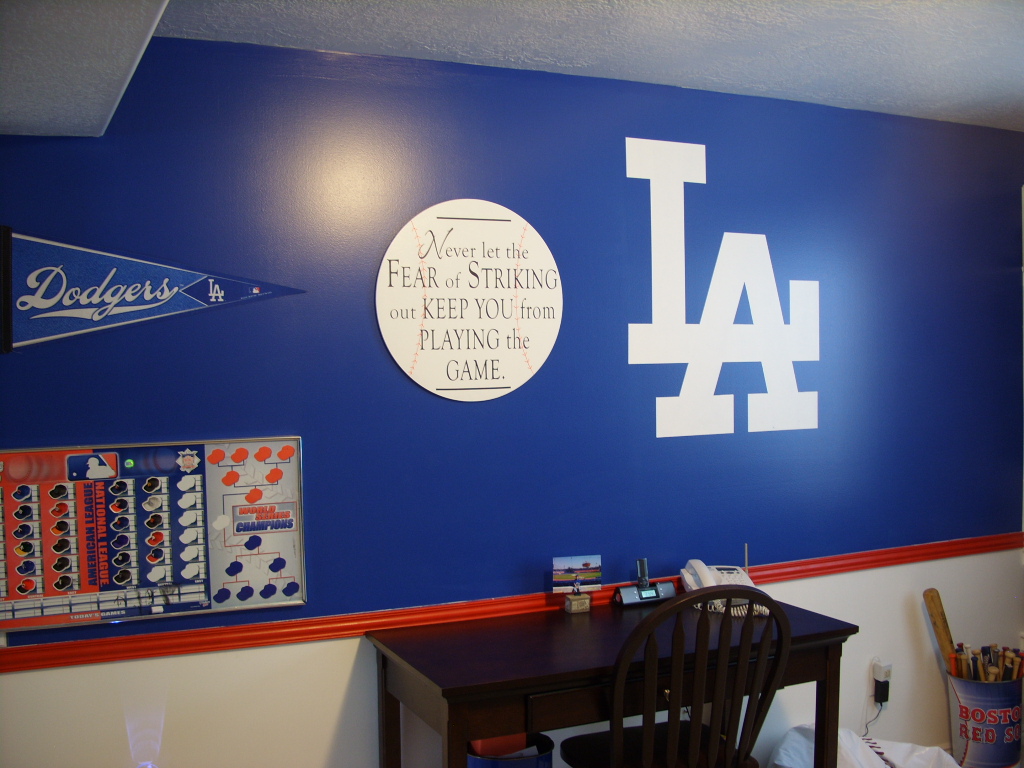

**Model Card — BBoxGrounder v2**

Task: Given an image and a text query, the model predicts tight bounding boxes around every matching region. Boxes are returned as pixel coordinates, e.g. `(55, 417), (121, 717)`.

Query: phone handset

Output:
(681, 559), (717, 590)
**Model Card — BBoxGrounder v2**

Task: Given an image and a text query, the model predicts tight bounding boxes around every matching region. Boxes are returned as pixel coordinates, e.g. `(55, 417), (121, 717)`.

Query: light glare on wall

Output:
(122, 670), (168, 768)
(273, 120), (422, 246)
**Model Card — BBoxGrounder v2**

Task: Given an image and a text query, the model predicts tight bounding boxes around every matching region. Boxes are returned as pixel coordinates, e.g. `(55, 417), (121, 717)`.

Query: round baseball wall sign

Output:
(376, 199), (563, 401)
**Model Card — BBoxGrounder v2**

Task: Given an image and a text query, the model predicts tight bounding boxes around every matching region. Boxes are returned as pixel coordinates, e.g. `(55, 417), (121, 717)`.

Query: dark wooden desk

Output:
(368, 601), (858, 768)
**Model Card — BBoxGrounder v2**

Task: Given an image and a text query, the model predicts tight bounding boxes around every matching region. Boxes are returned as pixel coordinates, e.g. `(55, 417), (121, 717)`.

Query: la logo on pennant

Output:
(626, 138), (819, 437)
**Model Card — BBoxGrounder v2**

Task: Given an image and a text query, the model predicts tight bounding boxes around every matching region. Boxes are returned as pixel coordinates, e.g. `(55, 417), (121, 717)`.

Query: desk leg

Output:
(443, 711), (470, 768)
(814, 643), (844, 768)
(377, 652), (402, 768)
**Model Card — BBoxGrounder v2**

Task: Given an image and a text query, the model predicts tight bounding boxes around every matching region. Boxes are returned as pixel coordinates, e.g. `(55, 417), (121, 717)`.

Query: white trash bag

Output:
(768, 724), (961, 768)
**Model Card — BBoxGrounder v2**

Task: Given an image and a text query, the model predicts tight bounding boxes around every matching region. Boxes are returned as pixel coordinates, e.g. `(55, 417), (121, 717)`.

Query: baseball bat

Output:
(924, 588), (956, 663)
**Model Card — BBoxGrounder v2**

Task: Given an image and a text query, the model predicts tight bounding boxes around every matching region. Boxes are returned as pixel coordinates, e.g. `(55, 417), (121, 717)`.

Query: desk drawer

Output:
(529, 675), (684, 732)
(528, 685), (609, 731)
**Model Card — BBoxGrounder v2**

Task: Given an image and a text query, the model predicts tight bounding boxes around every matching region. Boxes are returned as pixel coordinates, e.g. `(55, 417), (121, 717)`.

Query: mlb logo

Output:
(66, 453), (119, 480)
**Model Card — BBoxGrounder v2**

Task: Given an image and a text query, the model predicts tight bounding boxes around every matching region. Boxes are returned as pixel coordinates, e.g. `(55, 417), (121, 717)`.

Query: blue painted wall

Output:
(1, 38), (1021, 645)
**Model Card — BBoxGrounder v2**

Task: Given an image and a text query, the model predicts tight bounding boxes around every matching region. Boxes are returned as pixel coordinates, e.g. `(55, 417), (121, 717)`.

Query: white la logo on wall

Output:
(376, 199), (563, 401)
(627, 138), (820, 437)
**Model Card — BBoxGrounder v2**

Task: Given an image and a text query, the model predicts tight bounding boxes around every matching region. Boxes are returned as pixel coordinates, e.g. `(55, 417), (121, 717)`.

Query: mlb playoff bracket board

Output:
(0, 437), (305, 632)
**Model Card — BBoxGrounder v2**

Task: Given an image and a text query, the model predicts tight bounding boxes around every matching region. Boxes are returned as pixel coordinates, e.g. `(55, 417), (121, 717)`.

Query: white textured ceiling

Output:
(0, 0), (169, 136)
(2, 0), (1023, 137)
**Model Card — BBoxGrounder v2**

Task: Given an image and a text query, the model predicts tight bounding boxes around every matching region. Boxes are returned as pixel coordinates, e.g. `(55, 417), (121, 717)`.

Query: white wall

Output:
(1, 549), (1021, 768)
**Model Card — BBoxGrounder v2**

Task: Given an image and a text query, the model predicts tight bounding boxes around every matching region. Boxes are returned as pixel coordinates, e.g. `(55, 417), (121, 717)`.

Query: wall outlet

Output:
(873, 660), (893, 682)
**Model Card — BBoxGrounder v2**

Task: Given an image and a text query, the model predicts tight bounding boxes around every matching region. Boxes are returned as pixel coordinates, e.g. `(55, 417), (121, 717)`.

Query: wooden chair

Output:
(559, 585), (791, 768)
